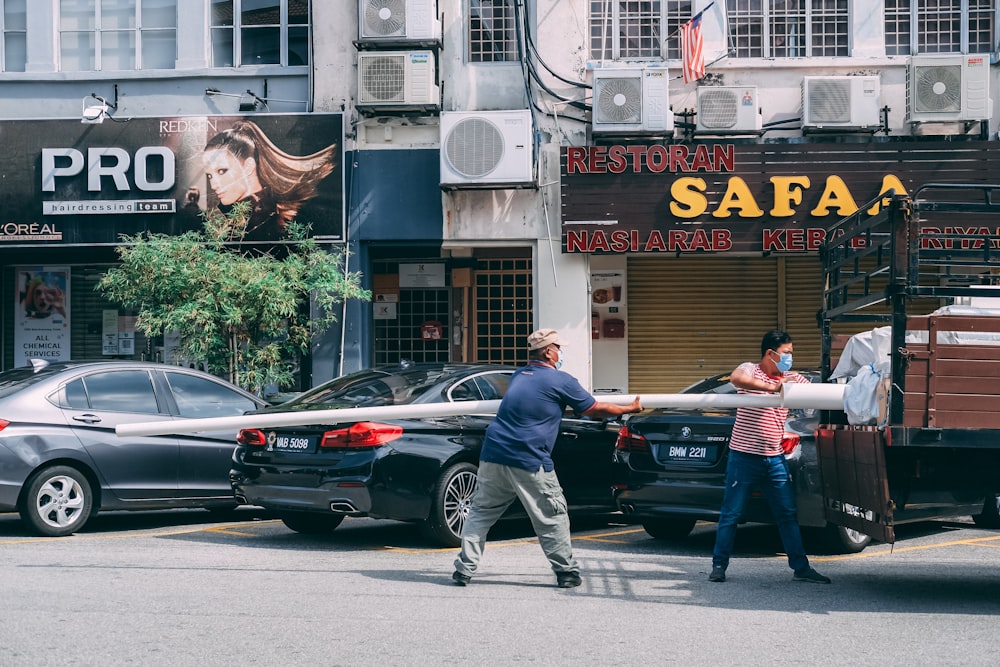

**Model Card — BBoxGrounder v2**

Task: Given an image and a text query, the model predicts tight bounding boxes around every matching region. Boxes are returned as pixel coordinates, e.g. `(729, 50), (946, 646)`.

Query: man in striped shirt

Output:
(709, 330), (832, 584)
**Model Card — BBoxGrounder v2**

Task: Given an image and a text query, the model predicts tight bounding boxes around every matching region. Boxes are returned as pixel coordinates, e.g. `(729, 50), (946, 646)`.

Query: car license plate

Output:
(658, 444), (718, 463)
(271, 435), (318, 453)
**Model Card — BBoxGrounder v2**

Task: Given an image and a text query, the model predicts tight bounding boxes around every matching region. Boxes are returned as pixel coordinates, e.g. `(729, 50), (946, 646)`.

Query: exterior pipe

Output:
(116, 383), (845, 438)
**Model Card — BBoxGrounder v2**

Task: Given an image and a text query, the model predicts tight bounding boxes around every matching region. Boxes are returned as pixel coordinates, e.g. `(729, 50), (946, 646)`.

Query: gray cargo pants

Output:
(453, 461), (579, 577)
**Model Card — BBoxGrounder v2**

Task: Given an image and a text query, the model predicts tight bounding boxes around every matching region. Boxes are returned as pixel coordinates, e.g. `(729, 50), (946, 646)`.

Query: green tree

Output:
(98, 203), (370, 394)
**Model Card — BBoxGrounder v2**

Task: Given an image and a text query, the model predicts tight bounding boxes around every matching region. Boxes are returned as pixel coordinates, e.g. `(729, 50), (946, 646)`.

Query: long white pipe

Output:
(116, 384), (845, 437)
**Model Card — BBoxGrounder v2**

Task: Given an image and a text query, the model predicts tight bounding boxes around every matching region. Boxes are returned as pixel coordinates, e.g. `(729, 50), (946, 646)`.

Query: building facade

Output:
(4, 1), (1000, 394)
(320, 1), (1000, 393)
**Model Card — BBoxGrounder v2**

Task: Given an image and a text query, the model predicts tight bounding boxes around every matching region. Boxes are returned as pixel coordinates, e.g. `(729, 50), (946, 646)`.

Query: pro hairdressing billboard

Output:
(0, 114), (344, 245)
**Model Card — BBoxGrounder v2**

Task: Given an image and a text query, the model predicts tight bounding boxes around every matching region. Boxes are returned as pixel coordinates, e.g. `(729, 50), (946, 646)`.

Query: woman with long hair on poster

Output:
(203, 120), (336, 241)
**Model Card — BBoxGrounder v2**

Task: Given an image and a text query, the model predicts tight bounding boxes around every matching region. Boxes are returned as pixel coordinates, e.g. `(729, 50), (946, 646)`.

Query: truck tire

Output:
(824, 523), (871, 554)
(973, 494), (1000, 528)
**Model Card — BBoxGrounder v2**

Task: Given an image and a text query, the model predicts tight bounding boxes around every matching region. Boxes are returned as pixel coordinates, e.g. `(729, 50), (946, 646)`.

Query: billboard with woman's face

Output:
(0, 114), (344, 246)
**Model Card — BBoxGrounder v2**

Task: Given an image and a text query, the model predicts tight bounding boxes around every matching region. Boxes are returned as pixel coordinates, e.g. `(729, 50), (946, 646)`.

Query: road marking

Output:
(0, 519), (284, 545)
(811, 533), (1000, 562)
(576, 527), (645, 544)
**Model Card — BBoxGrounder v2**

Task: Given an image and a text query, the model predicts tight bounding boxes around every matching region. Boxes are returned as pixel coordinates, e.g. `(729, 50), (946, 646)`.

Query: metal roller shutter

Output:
(627, 256), (780, 393)
(782, 256), (823, 368)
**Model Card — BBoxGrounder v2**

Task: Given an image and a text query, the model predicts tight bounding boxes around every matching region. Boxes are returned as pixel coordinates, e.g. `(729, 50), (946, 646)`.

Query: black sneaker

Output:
(708, 566), (726, 583)
(556, 571), (582, 588)
(452, 571), (472, 586)
(793, 568), (831, 584)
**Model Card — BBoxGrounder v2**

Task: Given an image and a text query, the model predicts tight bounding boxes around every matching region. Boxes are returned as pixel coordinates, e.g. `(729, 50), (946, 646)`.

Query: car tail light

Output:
(321, 422), (403, 448)
(780, 433), (800, 456)
(615, 426), (649, 453)
(0, 419), (8, 432)
(238, 428), (267, 446)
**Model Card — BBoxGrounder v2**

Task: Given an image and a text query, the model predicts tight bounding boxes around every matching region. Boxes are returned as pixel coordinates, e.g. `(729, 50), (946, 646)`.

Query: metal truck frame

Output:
(817, 183), (1000, 543)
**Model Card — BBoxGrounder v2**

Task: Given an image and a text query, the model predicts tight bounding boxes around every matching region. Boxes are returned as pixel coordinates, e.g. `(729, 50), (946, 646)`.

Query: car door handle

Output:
(72, 414), (103, 424)
(559, 432), (578, 440)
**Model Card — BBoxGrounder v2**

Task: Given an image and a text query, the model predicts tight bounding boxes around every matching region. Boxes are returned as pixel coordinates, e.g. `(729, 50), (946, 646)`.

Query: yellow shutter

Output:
(626, 256), (781, 393)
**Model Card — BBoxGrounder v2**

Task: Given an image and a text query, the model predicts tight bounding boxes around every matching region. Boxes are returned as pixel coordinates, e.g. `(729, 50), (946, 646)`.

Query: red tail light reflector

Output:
(615, 426), (649, 453)
(780, 433), (800, 455)
(321, 422), (403, 448)
(238, 428), (267, 446)
(0, 419), (9, 432)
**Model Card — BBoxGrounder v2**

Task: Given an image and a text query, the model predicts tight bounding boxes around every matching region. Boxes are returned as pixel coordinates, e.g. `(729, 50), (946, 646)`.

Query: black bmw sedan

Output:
(612, 371), (872, 554)
(230, 362), (622, 546)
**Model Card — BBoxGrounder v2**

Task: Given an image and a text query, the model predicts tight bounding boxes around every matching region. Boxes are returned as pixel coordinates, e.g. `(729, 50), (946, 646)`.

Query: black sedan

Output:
(613, 372), (871, 554)
(230, 362), (621, 546)
(0, 360), (268, 536)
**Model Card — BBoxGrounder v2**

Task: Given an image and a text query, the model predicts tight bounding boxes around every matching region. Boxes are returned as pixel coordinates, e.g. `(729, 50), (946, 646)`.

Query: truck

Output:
(817, 183), (1000, 544)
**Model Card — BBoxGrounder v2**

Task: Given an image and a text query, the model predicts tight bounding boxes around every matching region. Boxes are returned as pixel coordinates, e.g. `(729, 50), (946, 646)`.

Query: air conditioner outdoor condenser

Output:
(440, 110), (535, 189)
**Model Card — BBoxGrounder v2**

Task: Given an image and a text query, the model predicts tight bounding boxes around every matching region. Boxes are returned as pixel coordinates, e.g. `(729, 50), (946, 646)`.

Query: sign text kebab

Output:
(561, 144), (981, 254)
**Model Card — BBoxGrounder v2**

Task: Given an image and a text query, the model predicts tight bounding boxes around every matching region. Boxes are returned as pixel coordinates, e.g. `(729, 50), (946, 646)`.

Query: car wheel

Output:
(641, 517), (696, 540)
(422, 462), (478, 548)
(973, 494), (1000, 528)
(20, 465), (93, 537)
(280, 512), (345, 534)
(824, 523), (871, 553)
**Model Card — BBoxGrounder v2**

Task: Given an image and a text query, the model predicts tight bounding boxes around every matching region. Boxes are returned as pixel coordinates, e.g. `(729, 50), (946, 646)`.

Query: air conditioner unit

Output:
(591, 67), (672, 135)
(801, 76), (881, 130)
(357, 50), (439, 109)
(907, 54), (991, 123)
(695, 86), (762, 133)
(440, 110), (535, 189)
(358, 0), (441, 42)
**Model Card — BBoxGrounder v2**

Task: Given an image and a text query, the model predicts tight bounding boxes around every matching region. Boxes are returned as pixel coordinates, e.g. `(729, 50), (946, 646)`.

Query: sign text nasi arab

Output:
(560, 143), (996, 254)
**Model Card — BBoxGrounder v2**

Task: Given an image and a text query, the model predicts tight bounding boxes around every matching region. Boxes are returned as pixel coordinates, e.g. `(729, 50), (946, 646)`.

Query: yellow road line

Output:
(0, 519), (282, 545)
(811, 533), (1000, 562)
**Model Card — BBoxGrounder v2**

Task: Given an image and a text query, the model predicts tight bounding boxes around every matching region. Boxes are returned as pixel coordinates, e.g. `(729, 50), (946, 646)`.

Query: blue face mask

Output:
(775, 352), (793, 373)
(553, 349), (564, 370)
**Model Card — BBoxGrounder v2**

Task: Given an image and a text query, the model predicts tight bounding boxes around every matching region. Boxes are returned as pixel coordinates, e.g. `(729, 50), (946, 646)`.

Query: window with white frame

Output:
(589, 1), (693, 61)
(727, 0), (849, 59)
(885, 0), (996, 56)
(59, 0), (177, 72)
(469, 0), (517, 62)
(2, 0), (26, 72)
(210, 0), (310, 68)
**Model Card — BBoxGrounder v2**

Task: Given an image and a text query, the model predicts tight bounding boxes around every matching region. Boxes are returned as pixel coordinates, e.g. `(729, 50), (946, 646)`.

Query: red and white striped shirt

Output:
(729, 362), (810, 456)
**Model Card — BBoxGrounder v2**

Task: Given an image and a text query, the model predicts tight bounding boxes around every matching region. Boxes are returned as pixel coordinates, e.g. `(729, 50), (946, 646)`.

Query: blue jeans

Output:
(712, 449), (810, 573)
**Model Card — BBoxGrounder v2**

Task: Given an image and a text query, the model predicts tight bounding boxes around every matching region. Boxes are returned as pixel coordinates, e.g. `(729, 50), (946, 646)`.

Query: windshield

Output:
(293, 367), (470, 407)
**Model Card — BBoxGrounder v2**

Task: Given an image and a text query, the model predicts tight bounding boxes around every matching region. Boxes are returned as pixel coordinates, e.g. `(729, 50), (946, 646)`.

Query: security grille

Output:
(474, 258), (533, 366)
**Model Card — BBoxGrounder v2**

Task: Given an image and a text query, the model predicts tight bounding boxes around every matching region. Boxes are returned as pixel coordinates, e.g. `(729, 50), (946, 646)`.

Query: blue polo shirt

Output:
(480, 361), (597, 472)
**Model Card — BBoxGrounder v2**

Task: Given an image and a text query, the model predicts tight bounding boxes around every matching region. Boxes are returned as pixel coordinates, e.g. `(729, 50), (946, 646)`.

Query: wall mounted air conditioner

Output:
(695, 86), (762, 133)
(440, 110), (535, 189)
(907, 54), (991, 123)
(358, 0), (441, 42)
(357, 50), (439, 109)
(591, 67), (672, 135)
(801, 76), (881, 130)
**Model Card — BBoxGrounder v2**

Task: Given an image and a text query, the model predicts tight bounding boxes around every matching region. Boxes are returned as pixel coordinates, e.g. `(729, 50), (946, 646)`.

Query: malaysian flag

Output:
(681, 11), (705, 84)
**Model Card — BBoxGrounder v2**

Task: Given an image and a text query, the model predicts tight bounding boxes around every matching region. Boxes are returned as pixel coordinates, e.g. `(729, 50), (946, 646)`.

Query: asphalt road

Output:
(1, 509), (998, 666)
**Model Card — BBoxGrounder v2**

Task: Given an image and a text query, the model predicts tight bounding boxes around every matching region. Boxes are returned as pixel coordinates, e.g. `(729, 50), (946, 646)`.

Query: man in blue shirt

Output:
(452, 328), (642, 588)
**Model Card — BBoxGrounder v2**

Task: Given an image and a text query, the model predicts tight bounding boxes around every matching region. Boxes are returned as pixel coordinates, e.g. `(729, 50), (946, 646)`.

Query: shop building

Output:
(5, 2), (1000, 395)
(0, 1), (326, 386)
(316, 1), (1000, 393)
